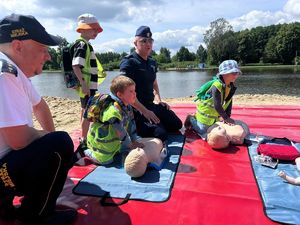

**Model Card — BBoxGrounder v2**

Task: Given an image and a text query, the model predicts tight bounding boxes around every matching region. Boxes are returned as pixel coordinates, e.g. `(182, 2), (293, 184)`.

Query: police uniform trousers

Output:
(134, 103), (182, 142)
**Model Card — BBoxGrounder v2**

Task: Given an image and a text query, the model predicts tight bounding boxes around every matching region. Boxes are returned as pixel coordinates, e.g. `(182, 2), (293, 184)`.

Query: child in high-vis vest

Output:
(72, 13), (105, 147)
(77, 75), (164, 165)
(184, 60), (241, 139)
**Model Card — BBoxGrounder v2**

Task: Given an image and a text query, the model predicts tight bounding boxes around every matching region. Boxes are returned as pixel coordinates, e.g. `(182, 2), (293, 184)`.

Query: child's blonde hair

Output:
(110, 75), (135, 96)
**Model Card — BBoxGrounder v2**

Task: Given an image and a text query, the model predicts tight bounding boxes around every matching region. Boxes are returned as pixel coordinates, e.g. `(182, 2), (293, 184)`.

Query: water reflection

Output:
(30, 68), (300, 100)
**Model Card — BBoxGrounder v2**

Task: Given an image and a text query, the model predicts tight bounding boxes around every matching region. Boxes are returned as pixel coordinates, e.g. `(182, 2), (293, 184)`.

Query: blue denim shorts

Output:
(190, 116), (210, 139)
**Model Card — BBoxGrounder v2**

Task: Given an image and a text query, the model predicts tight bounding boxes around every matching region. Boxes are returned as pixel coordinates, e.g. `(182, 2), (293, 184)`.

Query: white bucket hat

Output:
(76, 13), (103, 33)
(218, 60), (241, 75)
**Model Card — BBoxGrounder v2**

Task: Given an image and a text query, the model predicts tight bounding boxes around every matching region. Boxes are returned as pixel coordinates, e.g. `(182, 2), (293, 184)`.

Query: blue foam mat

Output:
(72, 134), (185, 203)
(248, 135), (300, 225)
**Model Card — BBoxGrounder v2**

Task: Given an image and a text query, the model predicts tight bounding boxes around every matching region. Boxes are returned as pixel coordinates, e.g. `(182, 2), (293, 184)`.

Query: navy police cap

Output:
(135, 26), (152, 38)
(0, 14), (63, 46)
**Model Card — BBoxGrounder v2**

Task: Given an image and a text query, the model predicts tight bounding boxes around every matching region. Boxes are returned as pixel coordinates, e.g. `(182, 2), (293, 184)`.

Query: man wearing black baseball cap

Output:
(0, 14), (77, 225)
(120, 26), (182, 142)
(0, 14), (62, 45)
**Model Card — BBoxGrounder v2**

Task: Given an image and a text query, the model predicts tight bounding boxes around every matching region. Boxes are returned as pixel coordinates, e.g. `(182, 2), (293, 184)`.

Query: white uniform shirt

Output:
(0, 52), (41, 158)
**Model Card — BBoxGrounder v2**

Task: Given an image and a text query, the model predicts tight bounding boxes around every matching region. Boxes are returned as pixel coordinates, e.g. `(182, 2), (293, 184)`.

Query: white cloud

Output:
(230, 10), (288, 31)
(94, 0), (300, 55)
(230, 0), (300, 31)
(0, 0), (39, 15)
(153, 27), (207, 55)
(95, 37), (134, 54)
(96, 26), (207, 56)
(284, 0), (300, 18)
(0, 0), (300, 56)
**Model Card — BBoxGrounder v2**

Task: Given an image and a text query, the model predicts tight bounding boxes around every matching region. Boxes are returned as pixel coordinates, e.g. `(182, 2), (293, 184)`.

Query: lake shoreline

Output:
(34, 94), (300, 134)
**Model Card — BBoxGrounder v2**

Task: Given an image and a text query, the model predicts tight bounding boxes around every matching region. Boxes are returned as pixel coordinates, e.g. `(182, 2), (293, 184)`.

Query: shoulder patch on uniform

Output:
(0, 59), (18, 77)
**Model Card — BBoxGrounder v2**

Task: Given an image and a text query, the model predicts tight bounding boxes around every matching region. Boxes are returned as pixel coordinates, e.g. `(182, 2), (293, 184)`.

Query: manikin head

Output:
(124, 138), (165, 178)
(207, 124), (230, 149)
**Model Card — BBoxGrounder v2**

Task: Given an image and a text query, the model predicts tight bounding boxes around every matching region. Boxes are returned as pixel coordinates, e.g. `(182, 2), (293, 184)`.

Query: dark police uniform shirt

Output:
(120, 51), (158, 107)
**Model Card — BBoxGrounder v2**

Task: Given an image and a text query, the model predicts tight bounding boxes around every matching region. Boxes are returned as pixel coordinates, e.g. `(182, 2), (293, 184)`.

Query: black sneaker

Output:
(75, 138), (87, 158)
(72, 138), (87, 165)
(15, 208), (77, 225)
(184, 114), (194, 130)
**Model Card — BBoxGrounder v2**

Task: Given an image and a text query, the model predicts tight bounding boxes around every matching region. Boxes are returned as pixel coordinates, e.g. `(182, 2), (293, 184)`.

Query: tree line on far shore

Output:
(44, 18), (300, 71)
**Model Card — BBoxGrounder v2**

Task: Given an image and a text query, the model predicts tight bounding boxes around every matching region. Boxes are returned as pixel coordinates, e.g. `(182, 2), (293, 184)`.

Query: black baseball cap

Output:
(135, 26), (152, 38)
(0, 14), (63, 46)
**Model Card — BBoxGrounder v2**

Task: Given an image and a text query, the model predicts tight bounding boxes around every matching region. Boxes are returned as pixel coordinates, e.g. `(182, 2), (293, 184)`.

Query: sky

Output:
(1, 0), (300, 55)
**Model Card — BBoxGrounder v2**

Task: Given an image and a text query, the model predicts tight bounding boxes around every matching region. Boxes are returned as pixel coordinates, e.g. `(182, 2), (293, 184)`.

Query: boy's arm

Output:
(128, 112), (138, 142)
(72, 41), (90, 96)
(111, 119), (132, 149)
(72, 65), (89, 96)
(211, 87), (234, 124)
(111, 119), (144, 150)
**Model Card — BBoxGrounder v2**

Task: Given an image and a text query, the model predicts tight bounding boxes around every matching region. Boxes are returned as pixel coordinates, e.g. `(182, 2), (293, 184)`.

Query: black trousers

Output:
(0, 131), (74, 220)
(134, 103), (183, 142)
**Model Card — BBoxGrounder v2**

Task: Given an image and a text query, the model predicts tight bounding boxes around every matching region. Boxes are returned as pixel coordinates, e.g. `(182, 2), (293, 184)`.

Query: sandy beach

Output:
(33, 94), (300, 134)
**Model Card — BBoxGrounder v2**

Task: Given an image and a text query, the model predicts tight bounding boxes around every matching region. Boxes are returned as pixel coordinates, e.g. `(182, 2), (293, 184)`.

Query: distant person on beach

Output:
(0, 14), (77, 225)
(120, 26), (182, 142)
(72, 13), (104, 149)
(184, 59), (241, 139)
(77, 75), (164, 165)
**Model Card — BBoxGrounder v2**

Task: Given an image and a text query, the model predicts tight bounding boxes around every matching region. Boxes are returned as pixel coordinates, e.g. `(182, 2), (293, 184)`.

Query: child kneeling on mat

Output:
(77, 75), (164, 165)
(184, 59), (241, 139)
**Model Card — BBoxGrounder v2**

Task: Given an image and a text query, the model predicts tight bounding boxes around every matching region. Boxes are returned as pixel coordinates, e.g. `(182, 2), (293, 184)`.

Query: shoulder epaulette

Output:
(0, 59), (18, 77)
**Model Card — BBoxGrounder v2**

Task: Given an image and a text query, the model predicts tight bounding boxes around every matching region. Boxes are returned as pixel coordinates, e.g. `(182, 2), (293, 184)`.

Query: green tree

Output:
(238, 24), (281, 64)
(237, 29), (255, 64)
(271, 22), (300, 64)
(120, 52), (128, 59)
(97, 52), (121, 64)
(204, 18), (235, 64)
(220, 31), (239, 61)
(156, 47), (171, 63)
(204, 18), (232, 45)
(175, 46), (195, 61)
(263, 36), (279, 63)
(44, 47), (60, 70)
(151, 50), (157, 57)
(196, 45), (207, 63)
(43, 36), (68, 70)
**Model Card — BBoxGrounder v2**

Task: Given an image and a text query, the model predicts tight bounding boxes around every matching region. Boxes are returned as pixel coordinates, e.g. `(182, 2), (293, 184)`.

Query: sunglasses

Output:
(138, 38), (154, 44)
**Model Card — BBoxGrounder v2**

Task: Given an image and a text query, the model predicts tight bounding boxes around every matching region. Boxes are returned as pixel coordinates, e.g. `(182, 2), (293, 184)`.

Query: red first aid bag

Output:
(257, 138), (300, 161)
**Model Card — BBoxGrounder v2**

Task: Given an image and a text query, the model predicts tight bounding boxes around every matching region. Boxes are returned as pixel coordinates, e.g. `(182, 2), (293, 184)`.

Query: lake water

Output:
(30, 68), (300, 100)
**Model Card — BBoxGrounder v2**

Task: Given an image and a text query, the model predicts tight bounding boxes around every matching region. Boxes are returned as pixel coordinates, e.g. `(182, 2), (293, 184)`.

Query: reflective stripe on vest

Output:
(196, 108), (219, 119)
(87, 103), (124, 164)
(76, 37), (104, 98)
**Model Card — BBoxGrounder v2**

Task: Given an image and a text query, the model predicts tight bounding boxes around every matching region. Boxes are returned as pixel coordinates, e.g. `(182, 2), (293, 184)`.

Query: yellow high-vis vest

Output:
(195, 79), (232, 126)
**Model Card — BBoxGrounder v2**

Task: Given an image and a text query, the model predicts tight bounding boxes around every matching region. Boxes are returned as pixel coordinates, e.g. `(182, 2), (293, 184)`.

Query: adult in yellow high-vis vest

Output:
(184, 60), (241, 139)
